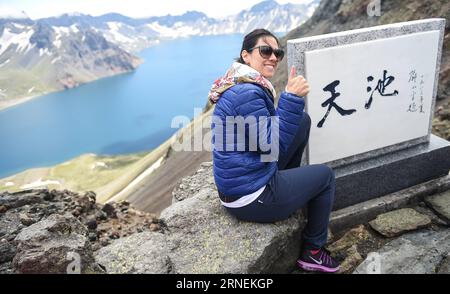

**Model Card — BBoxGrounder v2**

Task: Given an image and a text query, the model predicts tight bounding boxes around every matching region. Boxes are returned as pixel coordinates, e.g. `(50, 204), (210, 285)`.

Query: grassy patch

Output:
(0, 67), (57, 100)
(0, 151), (149, 195)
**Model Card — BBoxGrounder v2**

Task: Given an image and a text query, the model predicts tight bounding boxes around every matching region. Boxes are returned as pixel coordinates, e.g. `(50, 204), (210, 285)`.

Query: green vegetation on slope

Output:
(0, 152), (149, 196)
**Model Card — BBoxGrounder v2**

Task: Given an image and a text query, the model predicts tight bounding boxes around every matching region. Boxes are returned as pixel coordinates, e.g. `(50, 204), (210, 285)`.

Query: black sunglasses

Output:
(249, 45), (285, 61)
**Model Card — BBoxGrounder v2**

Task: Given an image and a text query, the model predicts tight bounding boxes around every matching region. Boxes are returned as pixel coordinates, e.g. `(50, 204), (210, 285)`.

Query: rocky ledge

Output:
(1, 162), (449, 274)
(95, 163), (306, 274)
(91, 162), (450, 274)
(0, 189), (160, 273)
(0, 162), (307, 274)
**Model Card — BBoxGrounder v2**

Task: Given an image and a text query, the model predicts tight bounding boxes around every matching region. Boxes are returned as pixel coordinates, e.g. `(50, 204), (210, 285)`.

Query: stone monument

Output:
(287, 18), (450, 209)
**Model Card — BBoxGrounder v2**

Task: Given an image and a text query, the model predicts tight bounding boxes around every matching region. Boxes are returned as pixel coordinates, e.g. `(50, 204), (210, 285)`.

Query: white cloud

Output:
(1, 0), (316, 20)
(0, 5), (29, 19)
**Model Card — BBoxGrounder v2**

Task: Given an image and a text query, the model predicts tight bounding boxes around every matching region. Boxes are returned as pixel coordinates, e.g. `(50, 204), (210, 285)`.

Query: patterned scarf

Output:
(208, 62), (277, 104)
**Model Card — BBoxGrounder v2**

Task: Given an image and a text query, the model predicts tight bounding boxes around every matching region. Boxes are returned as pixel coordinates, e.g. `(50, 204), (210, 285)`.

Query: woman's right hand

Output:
(285, 66), (310, 97)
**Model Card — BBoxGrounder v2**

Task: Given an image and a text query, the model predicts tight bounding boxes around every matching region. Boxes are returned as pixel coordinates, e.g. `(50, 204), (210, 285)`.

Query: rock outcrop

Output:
(1, 161), (449, 274)
(0, 163), (308, 274)
(96, 162), (306, 274)
(13, 214), (100, 274)
(0, 189), (159, 273)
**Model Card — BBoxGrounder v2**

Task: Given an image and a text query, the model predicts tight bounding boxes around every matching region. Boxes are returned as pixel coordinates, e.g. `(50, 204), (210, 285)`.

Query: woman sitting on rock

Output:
(208, 28), (340, 273)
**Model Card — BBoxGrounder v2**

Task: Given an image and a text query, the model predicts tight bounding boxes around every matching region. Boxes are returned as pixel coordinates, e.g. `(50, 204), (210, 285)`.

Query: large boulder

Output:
(13, 214), (101, 274)
(97, 162), (306, 273)
(162, 187), (304, 273)
(0, 189), (160, 273)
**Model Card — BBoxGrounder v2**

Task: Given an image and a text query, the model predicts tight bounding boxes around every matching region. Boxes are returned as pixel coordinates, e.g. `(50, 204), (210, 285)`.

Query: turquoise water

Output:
(0, 34), (243, 178)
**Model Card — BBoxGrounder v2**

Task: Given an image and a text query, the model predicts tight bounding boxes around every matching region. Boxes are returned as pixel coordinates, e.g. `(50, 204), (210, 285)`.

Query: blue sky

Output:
(0, 0), (314, 19)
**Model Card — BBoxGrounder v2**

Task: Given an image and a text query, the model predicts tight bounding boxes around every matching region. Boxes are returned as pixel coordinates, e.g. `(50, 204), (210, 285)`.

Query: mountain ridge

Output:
(0, 19), (142, 108)
(1, 0), (319, 53)
(0, 0), (319, 109)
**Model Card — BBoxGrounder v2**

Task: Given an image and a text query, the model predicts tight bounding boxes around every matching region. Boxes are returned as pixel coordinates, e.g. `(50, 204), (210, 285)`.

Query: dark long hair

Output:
(237, 29), (280, 64)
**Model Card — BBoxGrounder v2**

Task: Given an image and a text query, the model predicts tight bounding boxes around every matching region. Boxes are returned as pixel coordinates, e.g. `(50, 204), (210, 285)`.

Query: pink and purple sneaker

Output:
(297, 247), (340, 273)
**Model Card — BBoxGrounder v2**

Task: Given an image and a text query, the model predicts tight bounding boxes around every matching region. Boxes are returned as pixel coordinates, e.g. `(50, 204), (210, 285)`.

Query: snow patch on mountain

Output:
(0, 28), (35, 56)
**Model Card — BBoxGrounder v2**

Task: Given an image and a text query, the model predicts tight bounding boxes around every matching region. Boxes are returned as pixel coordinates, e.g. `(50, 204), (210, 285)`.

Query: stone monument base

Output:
(333, 134), (450, 210)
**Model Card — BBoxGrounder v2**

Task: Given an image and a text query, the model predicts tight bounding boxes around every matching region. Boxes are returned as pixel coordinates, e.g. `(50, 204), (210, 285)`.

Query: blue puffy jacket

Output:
(211, 82), (305, 198)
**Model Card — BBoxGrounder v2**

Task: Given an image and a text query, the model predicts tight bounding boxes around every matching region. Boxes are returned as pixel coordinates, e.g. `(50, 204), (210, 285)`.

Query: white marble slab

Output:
(288, 18), (446, 166)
